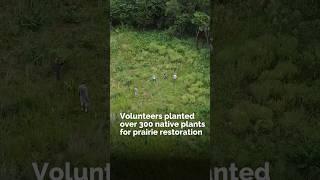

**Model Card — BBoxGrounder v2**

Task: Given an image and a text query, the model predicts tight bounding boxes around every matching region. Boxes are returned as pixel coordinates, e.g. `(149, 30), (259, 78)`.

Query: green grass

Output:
(0, 1), (107, 179)
(110, 28), (210, 159)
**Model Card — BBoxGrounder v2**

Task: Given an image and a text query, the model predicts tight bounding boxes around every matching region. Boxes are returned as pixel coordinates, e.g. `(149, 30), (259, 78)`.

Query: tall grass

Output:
(111, 28), (210, 159)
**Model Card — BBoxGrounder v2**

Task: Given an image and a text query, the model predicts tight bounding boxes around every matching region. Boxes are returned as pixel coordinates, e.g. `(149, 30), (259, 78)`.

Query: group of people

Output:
(151, 72), (177, 82)
(134, 72), (178, 96)
(53, 58), (180, 112)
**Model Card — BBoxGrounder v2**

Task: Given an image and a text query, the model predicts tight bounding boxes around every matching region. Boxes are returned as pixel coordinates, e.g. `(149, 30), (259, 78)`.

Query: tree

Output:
(191, 11), (210, 48)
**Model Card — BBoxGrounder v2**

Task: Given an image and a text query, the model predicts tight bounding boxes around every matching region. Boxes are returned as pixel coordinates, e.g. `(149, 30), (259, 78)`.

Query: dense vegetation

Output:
(110, 28), (210, 159)
(2, 0), (319, 179)
(0, 0), (107, 179)
(212, 1), (320, 179)
(110, 1), (210, 179)
(111, 0), (210, 36)
(110, 0), (210, 160)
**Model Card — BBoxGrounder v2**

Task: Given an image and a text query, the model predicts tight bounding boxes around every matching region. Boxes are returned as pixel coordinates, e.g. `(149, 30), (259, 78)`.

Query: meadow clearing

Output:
(110, 28), (210, 159)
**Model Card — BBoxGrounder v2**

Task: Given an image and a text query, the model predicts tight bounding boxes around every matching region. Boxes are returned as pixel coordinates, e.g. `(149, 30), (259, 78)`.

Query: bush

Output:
(111, 0), (209, 35)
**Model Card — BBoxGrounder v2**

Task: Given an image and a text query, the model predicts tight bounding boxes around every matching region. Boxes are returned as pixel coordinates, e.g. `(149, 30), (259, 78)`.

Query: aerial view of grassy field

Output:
(109, 1), (210, 178)
(0, 1), (108, 179)
(110, 27), (210, 159)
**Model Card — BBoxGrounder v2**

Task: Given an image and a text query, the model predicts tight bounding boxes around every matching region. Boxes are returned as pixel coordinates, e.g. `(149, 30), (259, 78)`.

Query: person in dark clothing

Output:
(79, 81), (90, 112)
(163, 72), (168, 80)
(52, 58), (64, 80)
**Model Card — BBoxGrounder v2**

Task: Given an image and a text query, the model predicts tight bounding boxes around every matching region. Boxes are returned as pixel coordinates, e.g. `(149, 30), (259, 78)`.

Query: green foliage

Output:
(17, 1), (48, 32)
(212, 0), (320, 179)
(111, 28), (209, 159)
(0, 0), (107, 179)
(191, 11), (210, 31)
(111, 0), (166, 27)
(111, 0), (209, 35)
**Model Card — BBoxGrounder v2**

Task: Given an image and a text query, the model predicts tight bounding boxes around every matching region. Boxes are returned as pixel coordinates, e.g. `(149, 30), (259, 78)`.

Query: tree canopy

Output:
(111, 0), (210, 36)
(212, 1), (320, 179)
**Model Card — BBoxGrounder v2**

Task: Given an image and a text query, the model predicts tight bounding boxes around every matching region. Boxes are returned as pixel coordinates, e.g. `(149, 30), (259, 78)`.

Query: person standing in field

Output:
(173, 72), (177, 81)
(79, 81), (90, 112)
(134, 87), (138, 96)
(163, 72), (168, 80)
(52, 58), (64, 80)
(152, 74), (156, 82)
